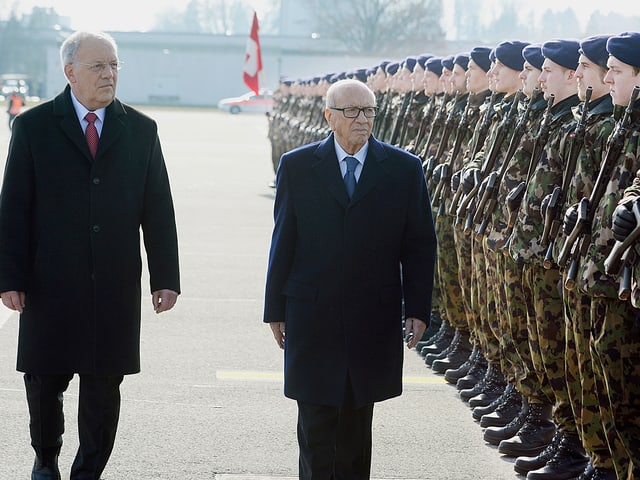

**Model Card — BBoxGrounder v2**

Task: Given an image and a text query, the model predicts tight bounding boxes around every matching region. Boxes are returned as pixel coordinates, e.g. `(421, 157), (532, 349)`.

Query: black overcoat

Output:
(263, 133), (436, 407)
(0, 86), (180, 375)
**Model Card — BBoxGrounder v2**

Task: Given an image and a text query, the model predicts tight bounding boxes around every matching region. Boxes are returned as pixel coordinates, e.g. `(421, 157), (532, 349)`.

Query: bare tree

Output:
(303, 0), (444, 55)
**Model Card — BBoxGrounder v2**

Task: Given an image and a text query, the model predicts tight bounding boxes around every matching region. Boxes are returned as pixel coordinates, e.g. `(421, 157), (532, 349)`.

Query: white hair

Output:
(60, 31), (118, 71)
(326, 79), (376, 108)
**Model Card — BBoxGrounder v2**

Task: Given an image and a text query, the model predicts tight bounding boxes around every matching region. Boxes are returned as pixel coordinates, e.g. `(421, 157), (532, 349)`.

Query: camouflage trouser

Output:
(453, 222), (479, 342)
(564, 286), (620, 471)
(521, 263), (572, 429)
(590, 297), (640, 479)
(483, 240), (514, 380)
(471, 232), (500, 364)
(431, 208), (446, 321)
(499, 251), (539, 397)
(435, 215), (468, 331)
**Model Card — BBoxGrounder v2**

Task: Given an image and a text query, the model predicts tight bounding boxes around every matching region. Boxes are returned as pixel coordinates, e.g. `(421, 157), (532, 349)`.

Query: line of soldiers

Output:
(266, 31), (640, 480)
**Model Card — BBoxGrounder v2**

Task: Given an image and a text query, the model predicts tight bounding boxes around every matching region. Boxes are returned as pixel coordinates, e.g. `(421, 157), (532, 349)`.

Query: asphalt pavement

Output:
(0, 106), (523, 479)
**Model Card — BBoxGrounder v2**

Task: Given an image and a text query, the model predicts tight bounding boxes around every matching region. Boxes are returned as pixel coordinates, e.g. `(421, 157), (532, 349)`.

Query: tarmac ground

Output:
(0, 106), (523, 479)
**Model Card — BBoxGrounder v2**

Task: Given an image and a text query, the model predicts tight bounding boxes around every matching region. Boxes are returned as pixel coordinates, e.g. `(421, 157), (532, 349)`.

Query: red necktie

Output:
(85, 112), (99, 159)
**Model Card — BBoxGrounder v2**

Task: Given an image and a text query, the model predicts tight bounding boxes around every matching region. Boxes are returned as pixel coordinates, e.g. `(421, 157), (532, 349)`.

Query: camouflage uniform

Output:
(509, 94), (580, 429)
(551, 95), (627, 473)
(573, 101), (640, 478)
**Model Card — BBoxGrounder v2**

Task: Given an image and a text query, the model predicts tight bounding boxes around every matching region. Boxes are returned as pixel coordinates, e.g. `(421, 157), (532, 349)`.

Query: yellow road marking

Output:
(215, 371), (445, 384)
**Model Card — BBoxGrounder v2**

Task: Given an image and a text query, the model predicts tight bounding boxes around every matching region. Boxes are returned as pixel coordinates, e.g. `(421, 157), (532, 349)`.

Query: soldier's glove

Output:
(541, 193), (552, 218)
(461, 168), (479, 195)
(432, 163), (446, 185)
(451, 170), (462, 192)
(563, 203), (579, 236)
(612, 200), (638, 242)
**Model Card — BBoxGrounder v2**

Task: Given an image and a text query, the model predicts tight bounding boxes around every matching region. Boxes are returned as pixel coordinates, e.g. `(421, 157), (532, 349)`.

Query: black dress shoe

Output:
(32, 456), (61, 480)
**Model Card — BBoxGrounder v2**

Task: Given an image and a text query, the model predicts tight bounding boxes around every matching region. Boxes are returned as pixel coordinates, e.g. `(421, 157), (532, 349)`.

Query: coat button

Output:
(92, 177), (100, 185)
(92, 225), (101, 233)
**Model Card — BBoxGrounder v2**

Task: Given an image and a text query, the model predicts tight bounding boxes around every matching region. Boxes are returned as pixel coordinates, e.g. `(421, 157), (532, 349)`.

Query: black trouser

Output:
(296, 378), (374, 480)
(24, 373), (124, 480)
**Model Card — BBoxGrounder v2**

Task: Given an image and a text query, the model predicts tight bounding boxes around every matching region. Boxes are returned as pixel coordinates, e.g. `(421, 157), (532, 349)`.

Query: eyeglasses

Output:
(75, 61), (123, 74)
(329, 106), (378, 118)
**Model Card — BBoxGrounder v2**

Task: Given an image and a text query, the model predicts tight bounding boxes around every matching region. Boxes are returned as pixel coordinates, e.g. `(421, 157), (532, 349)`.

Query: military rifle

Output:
(449, 91), (498, 217)
(390, 91), (414, 145)
(421, 93), (452, 177)
(473, 89), (539, 235)
(408, 95), (436, 154)
(504, 93), (556, 232)
(376, 90), (394, 140)
(604, 200), (640, 299)
(460, 91), (523, 233)
(425, 91), (461, 194)
(542, 87), (593, 269)
(396, 91), (417, 147)
(433, 94), (476, 217)
(559, 86), (640, 290)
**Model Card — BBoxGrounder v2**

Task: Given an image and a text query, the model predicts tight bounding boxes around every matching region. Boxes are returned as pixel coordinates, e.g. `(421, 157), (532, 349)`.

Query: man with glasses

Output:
(264, 78), (436, 479)
(0, 30), (180, 479)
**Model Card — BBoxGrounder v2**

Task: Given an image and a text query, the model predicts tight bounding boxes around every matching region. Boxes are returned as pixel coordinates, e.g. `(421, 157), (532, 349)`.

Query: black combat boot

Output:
(478, 384), (522, 427)
(498, 403), (556, 457)
(588, 467), (617, 480)
(420, 319), (454, 357)
(514, 430), (563, 476)
(32, 447), (61, 480)
(484, 397), (530, 445)
(432, 328), (473, 374)
(468, 365), (506, 408)
(460, 361), (498, 401)
(415, 312), (442, 352)
(526, 432), (589, 479)
(444, 344), (479, 384)
(576, 462), (594, 480)
(456, 350), (487, 390)
(425, 334), (454, 366)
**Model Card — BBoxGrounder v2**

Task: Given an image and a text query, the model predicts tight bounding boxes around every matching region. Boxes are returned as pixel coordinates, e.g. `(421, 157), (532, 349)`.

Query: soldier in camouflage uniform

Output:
(441, 46), (494, 388)
(503, 40), (584, 469)
(472, 45), (549, 447)
(564, 31), (640, 480)
(428, 53), (475, 375)
(455, 41), (529, 412)
(522, 34), (623, 480)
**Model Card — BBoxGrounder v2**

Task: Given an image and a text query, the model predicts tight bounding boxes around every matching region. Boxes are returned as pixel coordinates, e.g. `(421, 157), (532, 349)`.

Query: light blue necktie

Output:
(344, 156), (358, 199)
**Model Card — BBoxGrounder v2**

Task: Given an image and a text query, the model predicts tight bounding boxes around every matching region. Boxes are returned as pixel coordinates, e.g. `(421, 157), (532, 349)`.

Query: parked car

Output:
(217, 90), (273, 114)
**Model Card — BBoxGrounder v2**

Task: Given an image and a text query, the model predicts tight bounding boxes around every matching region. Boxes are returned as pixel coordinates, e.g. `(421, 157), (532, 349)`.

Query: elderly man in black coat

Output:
(0, 31), (180, 479)
(264, 79), (436, 479)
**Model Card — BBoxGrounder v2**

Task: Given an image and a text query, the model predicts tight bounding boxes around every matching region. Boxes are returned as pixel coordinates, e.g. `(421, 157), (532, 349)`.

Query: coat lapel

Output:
(312, 134), (389, 209)
(350, 136), (387, 205)
(312, 133), (350, 209)
(53, 85), (127, 163)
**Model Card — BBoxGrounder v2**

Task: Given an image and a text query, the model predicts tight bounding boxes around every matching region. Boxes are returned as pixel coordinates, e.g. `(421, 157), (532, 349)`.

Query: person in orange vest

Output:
(7, 90), (25, 130)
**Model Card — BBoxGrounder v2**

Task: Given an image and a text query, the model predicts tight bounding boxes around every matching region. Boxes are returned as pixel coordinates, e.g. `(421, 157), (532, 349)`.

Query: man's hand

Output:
(612, 200), (639, 242)
(269, 322), (285, 349)
(404, 317), (427, 349)
(152, 289), (178, 314)
(1, 291), (25, 313)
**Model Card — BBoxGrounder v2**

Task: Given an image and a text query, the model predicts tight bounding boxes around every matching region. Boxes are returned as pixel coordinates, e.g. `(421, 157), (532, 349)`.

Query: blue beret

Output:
(426, 56), (443, 76)
(352, 68), (368, 83)
(579, 34), (612, 70)
(606, 31), (640, 68)
(403, 56), (417, 72)
(441, 55), (455, 71)
(329, 73), (341, 83)
(495, 40), (530, 71)
(417, 54), (433, 69)
(454, 53), (470, 71)
(385, 62), (400, 75)
(470, 46), (492, 72)
(542, 39), (580, 70)
(378, 60), (391, 72)
(489, 48), (496, 63)
(522, 44), (544, 70)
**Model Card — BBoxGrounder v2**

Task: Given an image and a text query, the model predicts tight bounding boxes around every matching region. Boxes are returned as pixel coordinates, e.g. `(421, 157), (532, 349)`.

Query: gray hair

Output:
(326, 79), (376, 108)
(60, 31), (118, 70)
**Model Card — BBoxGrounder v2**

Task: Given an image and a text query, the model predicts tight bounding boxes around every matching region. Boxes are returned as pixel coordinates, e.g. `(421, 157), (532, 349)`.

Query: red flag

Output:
(243, 11), (262, 96)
